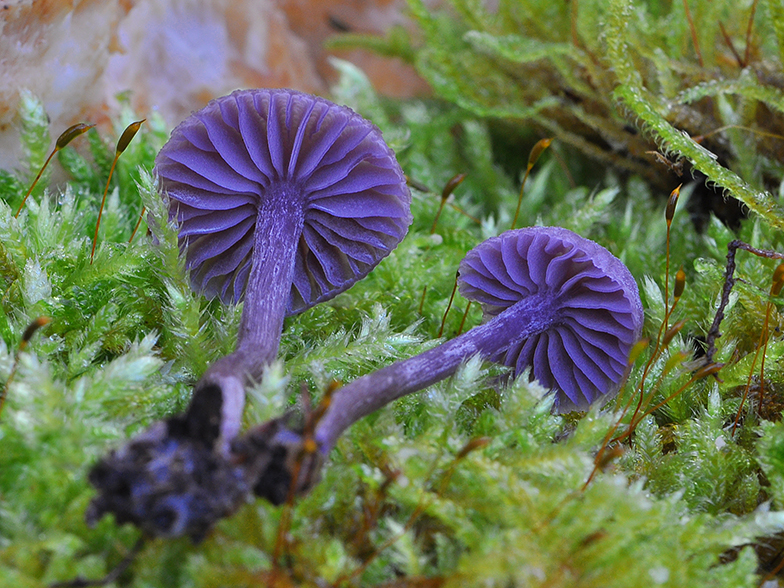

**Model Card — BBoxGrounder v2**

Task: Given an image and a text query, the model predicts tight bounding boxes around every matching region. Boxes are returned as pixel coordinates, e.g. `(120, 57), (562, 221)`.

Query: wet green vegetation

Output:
(5, 1), (784, 585)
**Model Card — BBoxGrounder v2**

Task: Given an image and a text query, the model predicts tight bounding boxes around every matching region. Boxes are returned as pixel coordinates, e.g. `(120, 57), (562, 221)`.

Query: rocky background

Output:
(0, 0), (432, 172)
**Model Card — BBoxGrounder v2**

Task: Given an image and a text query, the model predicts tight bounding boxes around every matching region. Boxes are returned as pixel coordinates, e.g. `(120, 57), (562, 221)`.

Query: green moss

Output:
(4, 24), (784, 585)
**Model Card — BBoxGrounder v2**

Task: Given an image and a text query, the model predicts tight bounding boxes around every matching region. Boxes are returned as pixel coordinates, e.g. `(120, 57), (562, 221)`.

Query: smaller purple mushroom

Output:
(235, 227), (643, 504)
(311, 227), (642, 452)
(457, 226), (643, 412)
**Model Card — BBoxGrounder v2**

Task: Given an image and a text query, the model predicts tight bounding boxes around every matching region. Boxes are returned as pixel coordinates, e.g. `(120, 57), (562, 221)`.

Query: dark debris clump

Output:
(85, 419), (251, 543)
(85, 403), (324, 542)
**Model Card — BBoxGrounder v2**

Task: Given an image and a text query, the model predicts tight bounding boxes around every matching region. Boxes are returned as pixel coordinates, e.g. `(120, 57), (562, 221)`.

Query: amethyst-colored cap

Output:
(154, 88), (412, 313)
(458, 226), (643, 411)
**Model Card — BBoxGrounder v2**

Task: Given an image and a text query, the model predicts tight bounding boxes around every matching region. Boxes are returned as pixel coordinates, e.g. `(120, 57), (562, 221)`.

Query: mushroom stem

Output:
(315, 291), (554, 452)
(196, 189), (305, 451)
(237, 190), (305, 362)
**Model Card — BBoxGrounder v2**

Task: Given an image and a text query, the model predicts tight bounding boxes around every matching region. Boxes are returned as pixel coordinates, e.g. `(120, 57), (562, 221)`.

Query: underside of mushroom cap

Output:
(457, 227), (644, 412)
(154, 88), (412, 313)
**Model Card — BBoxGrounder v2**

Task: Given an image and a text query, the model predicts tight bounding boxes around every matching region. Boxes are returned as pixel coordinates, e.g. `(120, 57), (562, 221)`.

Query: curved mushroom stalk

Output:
(86, 89), (411, 540)
(316, 227), (643, 451)
(238, 227), (644, 501)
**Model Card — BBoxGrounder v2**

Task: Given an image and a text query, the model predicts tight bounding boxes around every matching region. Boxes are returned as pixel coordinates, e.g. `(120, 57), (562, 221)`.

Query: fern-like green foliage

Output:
(332, 0), (784, 230)
(4, 35), (784, 587)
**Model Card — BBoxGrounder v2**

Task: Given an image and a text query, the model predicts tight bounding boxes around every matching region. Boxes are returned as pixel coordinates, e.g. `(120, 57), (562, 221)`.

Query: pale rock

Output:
(0, 0), (431, 174)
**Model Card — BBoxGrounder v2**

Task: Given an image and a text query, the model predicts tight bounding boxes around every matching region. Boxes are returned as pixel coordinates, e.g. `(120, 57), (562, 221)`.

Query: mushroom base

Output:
(85, 419), (251, 543)
(85, 410), (324, 541)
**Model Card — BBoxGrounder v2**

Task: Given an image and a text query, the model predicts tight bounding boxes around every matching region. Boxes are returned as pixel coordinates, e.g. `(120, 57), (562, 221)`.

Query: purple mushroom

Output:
(311, 226), (643, 452)
(85, 88), (411, 540)
(235, 226), (643, 504)
(458, 226), (643, 412)
(156, 87), (412, 448)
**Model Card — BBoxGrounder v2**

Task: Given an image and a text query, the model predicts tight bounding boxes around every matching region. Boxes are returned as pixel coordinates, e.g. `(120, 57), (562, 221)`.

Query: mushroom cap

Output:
(457, 227), (643, 412)
(154, 88), (412, 313)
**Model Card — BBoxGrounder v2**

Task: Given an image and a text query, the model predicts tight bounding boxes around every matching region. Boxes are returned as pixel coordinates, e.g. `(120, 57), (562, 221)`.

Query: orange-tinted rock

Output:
(0, 0), (430, 174)
(0, 0), (130, 172)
